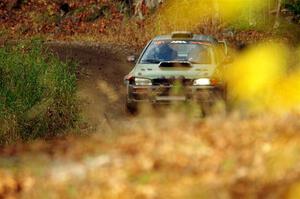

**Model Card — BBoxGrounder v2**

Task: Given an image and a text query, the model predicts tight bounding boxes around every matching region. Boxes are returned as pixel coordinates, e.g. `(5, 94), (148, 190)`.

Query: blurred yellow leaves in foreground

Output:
(156, 0), (268, 31)
(226, 42), (300, 112)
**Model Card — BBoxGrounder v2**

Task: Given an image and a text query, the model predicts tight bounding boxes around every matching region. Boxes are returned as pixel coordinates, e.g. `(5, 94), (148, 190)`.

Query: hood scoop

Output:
(159, 61), (192, 68)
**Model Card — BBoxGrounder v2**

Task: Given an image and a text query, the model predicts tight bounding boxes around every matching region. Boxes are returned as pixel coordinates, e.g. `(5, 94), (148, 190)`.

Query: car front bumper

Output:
(127, 84), (226, 104)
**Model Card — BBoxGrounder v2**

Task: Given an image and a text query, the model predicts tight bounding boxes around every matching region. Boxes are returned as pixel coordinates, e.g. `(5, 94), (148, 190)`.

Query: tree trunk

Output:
(274, 0), (282, 28)
(134, 0), (163, 20)
(134, 0), (144, 19)
(124, 0), (133, 16)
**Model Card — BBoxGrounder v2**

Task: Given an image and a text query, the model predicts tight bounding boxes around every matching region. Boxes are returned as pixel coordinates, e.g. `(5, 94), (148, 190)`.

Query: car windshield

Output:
(140, 40), (213, 64)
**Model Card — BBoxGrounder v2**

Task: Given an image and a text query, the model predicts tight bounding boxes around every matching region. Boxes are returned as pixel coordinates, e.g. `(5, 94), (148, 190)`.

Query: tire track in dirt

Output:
(47, 42), (134, 131)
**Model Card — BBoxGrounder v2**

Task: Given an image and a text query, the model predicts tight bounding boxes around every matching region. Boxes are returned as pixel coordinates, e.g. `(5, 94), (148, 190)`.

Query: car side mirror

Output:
(127, 55), (136, 63)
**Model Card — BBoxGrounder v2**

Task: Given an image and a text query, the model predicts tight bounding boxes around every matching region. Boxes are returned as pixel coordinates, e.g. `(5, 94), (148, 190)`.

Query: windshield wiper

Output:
(141, 59), (161, 64)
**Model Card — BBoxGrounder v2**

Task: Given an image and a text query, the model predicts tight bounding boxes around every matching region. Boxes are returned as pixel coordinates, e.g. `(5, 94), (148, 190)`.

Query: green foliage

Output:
(0, 39), (78, 144)
(285, 0), (300, 15)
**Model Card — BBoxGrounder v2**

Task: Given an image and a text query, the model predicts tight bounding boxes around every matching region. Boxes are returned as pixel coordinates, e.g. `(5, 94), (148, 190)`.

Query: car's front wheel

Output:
(126, 99), (138, 115)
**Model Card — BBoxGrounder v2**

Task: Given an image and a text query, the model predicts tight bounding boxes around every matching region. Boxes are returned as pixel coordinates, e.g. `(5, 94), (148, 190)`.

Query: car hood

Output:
(131, 63), (217, 79)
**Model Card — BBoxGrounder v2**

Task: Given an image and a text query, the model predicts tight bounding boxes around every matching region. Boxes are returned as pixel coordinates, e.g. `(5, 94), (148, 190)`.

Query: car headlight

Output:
(193, 78), (211, 86)
(135, 77), (152, 86)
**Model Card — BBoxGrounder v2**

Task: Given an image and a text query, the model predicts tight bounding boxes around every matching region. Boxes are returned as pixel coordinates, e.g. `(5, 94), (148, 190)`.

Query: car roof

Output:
(153, 34), (218, 43)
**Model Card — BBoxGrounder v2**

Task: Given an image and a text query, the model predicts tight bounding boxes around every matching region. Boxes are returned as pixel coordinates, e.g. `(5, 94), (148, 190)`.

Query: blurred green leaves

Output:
(0, 39), (78, 144)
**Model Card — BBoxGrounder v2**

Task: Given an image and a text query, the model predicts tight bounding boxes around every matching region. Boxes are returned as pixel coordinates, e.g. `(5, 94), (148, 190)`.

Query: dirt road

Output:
(48, 42), (134, 130)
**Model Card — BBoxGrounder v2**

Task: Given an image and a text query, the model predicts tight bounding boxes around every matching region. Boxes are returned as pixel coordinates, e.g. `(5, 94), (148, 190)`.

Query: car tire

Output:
(126, 100), (138, 115)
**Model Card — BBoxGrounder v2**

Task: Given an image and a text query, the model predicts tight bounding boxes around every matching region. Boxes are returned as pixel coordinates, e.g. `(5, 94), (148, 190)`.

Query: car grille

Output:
(152, 78), (194, 86)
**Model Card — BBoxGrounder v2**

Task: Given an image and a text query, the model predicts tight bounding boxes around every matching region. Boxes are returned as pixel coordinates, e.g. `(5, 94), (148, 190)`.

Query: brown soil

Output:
(47, 42), (134, 131)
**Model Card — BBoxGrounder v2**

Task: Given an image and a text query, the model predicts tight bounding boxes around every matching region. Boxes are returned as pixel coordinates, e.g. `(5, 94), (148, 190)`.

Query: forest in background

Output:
(1, 0), (300, 48)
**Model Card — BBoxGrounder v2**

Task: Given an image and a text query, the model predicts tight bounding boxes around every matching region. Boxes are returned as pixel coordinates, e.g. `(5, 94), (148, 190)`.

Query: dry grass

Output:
(0, 111), (300, 199)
